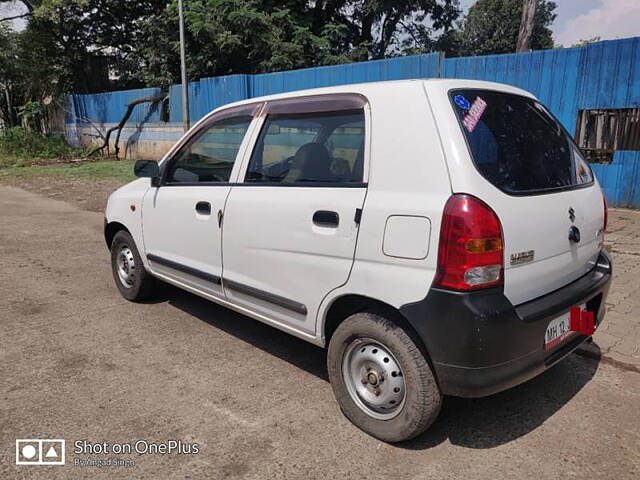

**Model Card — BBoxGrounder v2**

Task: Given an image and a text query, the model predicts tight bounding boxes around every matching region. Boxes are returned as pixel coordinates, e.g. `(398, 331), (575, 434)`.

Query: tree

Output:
(136, 0), (338, 86)
(0, 24), (19, 126)
(2, 0), (462, 92)
(136, 0), (462, 86)
(516, 0), (536, 52)
(570, 37), (601, 48)
(456, 0), (556, 57)
(1, 0), (170, 138)
(0, 20), (60, 129)
(1, 0), (169, 93)
(307, 0), (461, 60)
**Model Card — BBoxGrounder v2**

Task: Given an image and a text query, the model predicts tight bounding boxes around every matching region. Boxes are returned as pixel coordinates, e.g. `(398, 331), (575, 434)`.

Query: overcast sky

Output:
(2, 0), (639, 47)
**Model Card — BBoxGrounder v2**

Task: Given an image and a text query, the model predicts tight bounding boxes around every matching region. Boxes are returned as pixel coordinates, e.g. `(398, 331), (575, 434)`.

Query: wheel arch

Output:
(104, 221), (131, 249)
(322, 294), (436, 376)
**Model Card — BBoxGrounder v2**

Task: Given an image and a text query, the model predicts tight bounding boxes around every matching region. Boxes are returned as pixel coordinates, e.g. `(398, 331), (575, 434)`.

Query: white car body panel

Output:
(222, 185), (367, 335)
(105, 178), (150, 266)
(142, 185), (230, 299)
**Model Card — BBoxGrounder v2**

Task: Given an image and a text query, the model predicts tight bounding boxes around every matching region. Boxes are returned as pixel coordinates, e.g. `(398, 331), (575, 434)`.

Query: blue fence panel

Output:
(64, 39), (640, 206)
(591, 152), (640, 208)
(577, 38), (640, 110)
(170, 74), (249, 123)
(248, 53), (441, 99)
(68, 87), (162, 125)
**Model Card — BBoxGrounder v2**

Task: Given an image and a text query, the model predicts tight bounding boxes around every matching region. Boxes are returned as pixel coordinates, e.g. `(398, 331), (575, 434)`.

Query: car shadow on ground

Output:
(165, 285), (329, 380)
(400, 351), (600, 450)
(162, 284), (601, 450)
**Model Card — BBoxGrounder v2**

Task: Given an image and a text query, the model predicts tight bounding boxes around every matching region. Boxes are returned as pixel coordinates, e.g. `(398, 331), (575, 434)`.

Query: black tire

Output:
(327, 312), (442, 442)
(110, 230), (157, 302)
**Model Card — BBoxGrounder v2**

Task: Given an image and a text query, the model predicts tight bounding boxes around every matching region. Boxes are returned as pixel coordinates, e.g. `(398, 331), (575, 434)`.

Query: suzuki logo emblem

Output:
(568, 207), (576, 223)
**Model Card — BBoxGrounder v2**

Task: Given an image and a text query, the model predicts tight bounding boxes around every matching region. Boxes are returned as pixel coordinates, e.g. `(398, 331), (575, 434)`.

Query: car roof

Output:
(217, 78), (534, 108)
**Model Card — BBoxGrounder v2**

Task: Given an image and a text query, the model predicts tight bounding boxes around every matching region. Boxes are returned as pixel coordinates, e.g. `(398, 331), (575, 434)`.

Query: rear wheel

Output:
(327, 312), (442, 442)
(110, 230), (156, 301)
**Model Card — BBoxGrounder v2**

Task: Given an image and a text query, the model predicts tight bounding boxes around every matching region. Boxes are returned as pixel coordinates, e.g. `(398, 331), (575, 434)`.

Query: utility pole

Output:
(516, 0), (537, 53)
(178, 0), (190, 131)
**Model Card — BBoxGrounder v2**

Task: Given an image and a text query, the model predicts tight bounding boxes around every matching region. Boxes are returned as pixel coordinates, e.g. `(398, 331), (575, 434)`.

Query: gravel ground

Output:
(0, 176), (123, 212)
(1, 184), (639, 480)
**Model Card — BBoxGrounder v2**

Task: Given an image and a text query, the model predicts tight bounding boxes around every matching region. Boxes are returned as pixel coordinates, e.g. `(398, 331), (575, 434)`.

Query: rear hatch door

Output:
(446, 88), (604, 305)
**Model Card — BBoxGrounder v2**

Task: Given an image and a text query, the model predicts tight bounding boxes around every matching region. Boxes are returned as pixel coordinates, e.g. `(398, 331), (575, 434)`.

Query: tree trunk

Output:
(359, 2), (375, 61)
(2, 83), (14, 127)
(516, 0), (537, 53)
(311, 0), (326, 36)
(88, 92), (167, 159)
(375, 12), (401, 59)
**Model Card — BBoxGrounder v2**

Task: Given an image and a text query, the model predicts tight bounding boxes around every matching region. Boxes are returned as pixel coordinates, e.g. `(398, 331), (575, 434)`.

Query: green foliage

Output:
(133, 0), (462, 85)
(570, 37), (602, 48)
(1, 0), (462, 95)
(0, 14), (65, 130)
(77, 0), (460, 86)
(182, 0), (340, 73)
(0, 127), (86, 164)
(16, 101), (45, 130)
(454, 0), (556, 57)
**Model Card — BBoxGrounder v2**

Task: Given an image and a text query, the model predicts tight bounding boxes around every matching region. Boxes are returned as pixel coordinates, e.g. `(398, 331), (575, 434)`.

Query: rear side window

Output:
(450, 90), (593, 194)
(245, 110), (365, 184)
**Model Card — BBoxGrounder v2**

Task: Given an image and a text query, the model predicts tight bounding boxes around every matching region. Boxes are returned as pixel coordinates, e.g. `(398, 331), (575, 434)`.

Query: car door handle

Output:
(313, 210), (339, 228)
(195, 201), (211, 215)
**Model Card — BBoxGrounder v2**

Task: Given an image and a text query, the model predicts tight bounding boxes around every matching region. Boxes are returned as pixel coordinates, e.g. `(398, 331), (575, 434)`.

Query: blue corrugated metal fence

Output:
(65, 39), (640, 207)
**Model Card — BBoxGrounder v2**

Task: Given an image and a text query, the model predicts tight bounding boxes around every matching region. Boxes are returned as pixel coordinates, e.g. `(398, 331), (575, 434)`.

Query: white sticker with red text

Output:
(462, 96), (487, 133)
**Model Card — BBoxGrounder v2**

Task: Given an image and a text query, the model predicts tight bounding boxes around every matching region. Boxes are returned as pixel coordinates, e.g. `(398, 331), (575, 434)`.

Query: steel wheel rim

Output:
(116, 245), (136, 288)
(342, 337), (406, 420)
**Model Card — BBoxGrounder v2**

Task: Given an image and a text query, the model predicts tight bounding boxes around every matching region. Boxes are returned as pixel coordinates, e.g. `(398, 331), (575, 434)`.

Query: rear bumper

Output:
(400, 250), (613, 398)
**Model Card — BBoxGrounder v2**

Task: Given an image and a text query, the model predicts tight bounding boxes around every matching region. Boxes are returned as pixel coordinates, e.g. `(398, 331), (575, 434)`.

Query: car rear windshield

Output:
(450, 89), (593, 194)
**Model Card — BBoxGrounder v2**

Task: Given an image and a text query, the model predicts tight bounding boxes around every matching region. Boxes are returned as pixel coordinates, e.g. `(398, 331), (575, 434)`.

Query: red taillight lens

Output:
(433, 194), (504, 291)
(603, 193), (608, 233)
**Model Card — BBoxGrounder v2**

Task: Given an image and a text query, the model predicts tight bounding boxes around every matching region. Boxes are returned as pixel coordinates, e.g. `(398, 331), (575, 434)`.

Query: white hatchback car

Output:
(105, 79), (612, 442)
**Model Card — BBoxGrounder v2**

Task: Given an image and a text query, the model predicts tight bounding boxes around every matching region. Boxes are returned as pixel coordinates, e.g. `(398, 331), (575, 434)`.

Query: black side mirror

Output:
(134, 160), (160, 184)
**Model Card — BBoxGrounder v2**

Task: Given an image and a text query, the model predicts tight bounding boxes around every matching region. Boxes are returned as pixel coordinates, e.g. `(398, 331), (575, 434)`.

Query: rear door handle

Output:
(313, 210), (339, 228)
(195, 201), (211, 215)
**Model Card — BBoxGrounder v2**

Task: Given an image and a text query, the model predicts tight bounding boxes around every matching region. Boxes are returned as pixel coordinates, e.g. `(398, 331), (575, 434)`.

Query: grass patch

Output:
(0, 128), (87, 167)
(0, 160), (137, 182)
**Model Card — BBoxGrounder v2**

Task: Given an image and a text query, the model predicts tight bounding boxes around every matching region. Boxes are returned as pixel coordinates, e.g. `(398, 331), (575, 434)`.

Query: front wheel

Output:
(327, 312), (442, 442)
(110, 230), (157, 301)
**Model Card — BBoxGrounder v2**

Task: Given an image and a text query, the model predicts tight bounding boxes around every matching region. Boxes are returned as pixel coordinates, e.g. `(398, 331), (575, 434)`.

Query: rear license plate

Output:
(544, 306), (584, 350)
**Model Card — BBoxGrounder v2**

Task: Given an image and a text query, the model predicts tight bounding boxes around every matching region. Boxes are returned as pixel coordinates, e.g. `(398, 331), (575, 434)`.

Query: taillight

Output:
(433, 194), (504, 291)
(602, 193), (608, 233)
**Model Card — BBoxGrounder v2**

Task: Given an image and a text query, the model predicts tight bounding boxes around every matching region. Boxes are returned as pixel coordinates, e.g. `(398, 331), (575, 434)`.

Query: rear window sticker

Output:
(463, 96), (488, 133)
(454, 95), (471, 110)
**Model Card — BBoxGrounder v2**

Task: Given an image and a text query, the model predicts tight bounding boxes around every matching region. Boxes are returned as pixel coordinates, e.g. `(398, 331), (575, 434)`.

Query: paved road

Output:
(1, 186), (639, 479)
(582, 208), (640, 368)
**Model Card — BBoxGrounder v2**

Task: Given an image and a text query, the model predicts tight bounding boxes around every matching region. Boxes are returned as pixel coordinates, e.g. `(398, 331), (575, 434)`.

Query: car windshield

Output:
(450, 90), (593, 194)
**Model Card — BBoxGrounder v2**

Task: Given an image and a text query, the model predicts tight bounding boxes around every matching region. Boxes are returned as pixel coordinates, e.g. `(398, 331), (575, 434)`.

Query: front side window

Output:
(166, 115), (253, 183)
(450, 90), (593, 194)
(245, 110), (365, 184)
